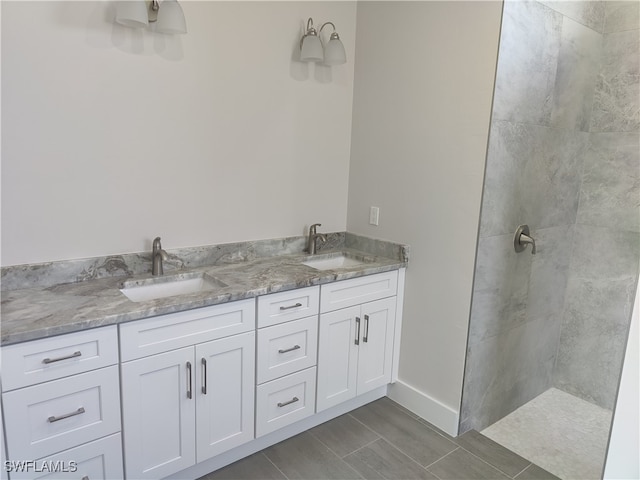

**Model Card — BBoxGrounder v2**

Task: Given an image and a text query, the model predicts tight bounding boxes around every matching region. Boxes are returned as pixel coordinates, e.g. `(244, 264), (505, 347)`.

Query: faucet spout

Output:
(152, 236), (169, 275)
(306, 223), (326, 255)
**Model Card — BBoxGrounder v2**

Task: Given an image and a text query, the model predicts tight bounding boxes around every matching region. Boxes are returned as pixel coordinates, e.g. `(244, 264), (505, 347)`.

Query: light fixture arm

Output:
(300, 17), (319, 49)
(318, 22), (336, 34)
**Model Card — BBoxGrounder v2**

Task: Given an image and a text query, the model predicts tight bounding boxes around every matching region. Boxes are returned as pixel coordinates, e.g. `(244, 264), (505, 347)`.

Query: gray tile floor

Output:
(199, 397), (560, 480)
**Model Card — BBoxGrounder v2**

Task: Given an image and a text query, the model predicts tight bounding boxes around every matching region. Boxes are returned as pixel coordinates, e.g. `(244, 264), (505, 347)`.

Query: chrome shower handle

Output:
(514, 225), (536, 255)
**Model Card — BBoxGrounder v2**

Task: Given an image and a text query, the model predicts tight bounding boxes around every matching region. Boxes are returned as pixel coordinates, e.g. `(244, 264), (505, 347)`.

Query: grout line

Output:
(423, 446), (460, 470)
(338, 437), (381, 459)
(305, 430), (366, 480)
(457, 445), (522, 479)
(349, 409), (459, 469)
(261, 452), (290, 480)
(513, 463), (533, 479)
(513, 462), (533, 479)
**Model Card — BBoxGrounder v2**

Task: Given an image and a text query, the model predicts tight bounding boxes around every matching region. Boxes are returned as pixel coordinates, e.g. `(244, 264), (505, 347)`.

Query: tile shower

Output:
(460, 0), (639, 478)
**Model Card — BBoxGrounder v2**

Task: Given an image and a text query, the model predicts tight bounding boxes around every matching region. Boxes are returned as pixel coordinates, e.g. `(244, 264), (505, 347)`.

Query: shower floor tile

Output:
(481, 388), (612, 480)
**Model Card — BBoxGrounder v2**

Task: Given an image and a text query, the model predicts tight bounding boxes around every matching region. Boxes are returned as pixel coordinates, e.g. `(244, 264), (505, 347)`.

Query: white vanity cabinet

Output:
(255, 287), (319, 437)
(316, 271), (398, 412)
(119, 300), (256, 480)
(1, 326), (123, 480)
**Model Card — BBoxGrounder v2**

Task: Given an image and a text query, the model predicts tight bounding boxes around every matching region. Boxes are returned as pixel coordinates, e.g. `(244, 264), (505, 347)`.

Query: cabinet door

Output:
(121, 347), (196, 479)
(357, 297), (396, 395)
(316, 306), (360, 412)
(8, 433), (123, 480)
(195, 331), (255, 463)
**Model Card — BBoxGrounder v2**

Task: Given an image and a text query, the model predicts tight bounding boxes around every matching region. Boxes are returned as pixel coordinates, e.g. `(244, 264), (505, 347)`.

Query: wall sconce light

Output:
(115, 0), (187, 34)
(300, 18), (346, 65)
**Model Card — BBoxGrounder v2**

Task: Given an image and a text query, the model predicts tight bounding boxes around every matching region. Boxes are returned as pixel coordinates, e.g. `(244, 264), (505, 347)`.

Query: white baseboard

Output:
(387, 380), (459, 437)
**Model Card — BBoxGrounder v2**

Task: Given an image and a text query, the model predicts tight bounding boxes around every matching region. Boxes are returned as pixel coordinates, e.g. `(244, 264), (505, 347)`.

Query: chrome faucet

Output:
(306, 223), (327, 255)
(152, 237), (169, 275)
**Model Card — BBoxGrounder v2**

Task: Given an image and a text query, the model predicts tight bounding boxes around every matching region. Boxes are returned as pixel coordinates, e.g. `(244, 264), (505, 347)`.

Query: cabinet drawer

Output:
(257, 286), (319, 328)
(2, 366), (121, 461)
(1, 326), (118, 391)
(8, 433), (123, 480)
(257, 316), (317, 384)
(255, 367), (316, 437)
(320, 271), (398, 313)
(120, 299), (255, 361)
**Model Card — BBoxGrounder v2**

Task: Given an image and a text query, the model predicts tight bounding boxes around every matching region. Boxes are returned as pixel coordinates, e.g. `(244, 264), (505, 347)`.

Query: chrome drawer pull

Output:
(186, 362), (193, 399)
(277, 397), (299, 408)
(42, 351), (82, 364)
(48, 407), (85, 423)
(363, 314), (370, 343)
(201, 358), (207, 395)
(280, 302), (303, 311)
(278, 345), (301, 354)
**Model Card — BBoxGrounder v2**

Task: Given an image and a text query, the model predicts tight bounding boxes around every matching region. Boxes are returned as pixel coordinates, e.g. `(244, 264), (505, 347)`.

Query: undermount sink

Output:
(120, 272), (228, 303)
(302, 253), (372, 271)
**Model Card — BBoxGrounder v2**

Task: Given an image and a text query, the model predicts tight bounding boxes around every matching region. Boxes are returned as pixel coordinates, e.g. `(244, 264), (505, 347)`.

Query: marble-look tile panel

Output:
(539, 0), (606, 33)
(479, 121), (588, 237)
(604, 0), (640, 34)
(526, 225), (573, 322)
(563, 223), (640, 279)
(492, 0), (562, 125)
(550, 16), (602, 131)
(555, 276), (636, 408)
(554, 224), (640, 408)
(577, 132), (640, 232)
(590, 29), (640, 132)
(460, 313), (560, 432)
(468, 234), (531, 345)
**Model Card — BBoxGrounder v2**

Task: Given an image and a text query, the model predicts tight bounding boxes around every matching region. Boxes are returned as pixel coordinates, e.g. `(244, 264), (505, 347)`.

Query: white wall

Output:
(604, 275), (640, 479)
(347, 1), (502, 432)
(1, 1), (356, 266)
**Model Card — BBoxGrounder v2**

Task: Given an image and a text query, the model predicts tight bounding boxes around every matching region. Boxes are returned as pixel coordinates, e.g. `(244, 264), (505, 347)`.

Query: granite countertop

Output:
(1, 246), (406, 346)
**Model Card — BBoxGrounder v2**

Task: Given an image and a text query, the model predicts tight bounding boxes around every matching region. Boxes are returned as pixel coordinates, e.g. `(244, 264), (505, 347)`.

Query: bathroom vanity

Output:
(0, 234), (407, 480)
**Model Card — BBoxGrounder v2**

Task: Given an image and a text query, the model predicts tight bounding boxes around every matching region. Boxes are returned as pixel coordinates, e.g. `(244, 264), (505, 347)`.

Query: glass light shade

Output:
(156, 0), (187, 34)
(300, 35), (323, 63)
(323, 37), (346, 65)
(115, 1), (149, 28)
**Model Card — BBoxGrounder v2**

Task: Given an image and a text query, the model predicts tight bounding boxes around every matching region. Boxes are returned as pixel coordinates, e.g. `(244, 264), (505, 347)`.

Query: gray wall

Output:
(460, 0), (639, 433)
(554, 1), (640, 409)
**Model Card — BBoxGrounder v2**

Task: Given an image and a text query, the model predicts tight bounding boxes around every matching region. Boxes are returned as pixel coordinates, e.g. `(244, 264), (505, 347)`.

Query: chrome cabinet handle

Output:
(277, 397), (299, 408)
(42, 351), (81, 364)
(363, 314), (369, 343)
(186, 362), (192, 399)
(48, 407), (85, 423)
(278, 345), (301, 354)
(201, 358), (207, 395)
(280, 303), (303, 311)
(355, 317), (361, 345)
